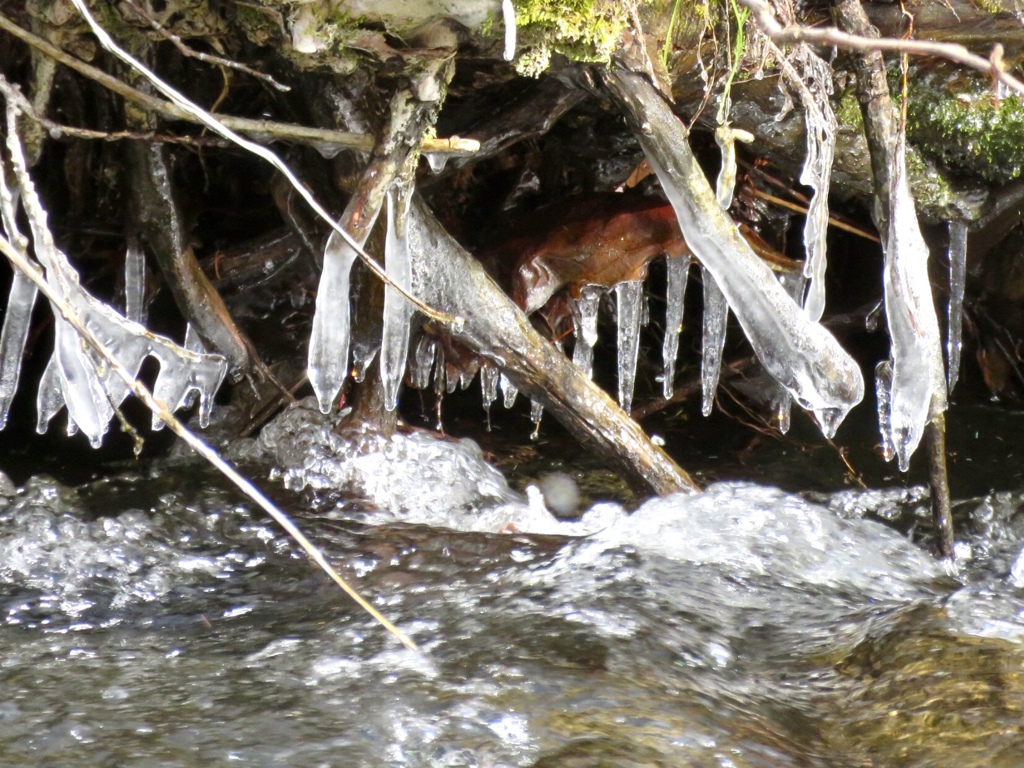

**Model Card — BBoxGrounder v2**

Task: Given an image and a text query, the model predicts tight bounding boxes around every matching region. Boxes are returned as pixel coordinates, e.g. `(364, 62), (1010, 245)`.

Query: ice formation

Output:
(501, 0), (517, 62)
(713, 125), (753, 210)
(480, 362), (499, 413)
(608, 71), (863, 438)
(615, 280), (643, 412)
(570, 286), (601, 380)
(878, 131), (946, 471)
(124, 233), (146, 325)
(874, 360), (895, 462)
(700, 269), (728, 417)
(947, 220), (968, 393)
(1, 106), (228, 446)
(768, 270), (807, 433)
(381, 185), (413, 411)
(308, 220), (370, 414)
(793, 54), (837, 324)
(409, 334), (436, 390)
(529, 398), (544, 438)
(500, 372), (518, 409)
(0, 270), (35, 428)
(662, 254), (692, 399)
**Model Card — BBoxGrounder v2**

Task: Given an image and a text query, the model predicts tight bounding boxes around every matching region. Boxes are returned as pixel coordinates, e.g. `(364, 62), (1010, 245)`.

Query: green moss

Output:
(902, 64), (1024, 183)
(834, 85), (864, 134)
(513, 0), (629, 72)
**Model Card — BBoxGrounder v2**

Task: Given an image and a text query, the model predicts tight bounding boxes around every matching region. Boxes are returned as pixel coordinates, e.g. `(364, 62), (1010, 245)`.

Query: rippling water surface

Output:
(2, 401), (1024, 766)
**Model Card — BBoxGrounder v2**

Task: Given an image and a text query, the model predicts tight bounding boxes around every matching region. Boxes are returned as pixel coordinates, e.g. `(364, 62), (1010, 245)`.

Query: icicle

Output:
(409, 334), (436, 390)
(500, 372), (518, 409)
(381, 184), (413, 412)
(480, 363), (499, 411)
(570, 286), (601, 379)
(606, 70), (864, 438)
(947, 220), (968, 393)
(700, 269), (728, 417)
(529, 398), (543, 440)
(0, 133), (38, 429)
(768, 270), (807, 434)
(615, 280), (643, 413)
(881, 129), (946, 471)
(425, 153), (448, 175)
(5, 104), (228, 444)
(0, 271), (37, 428)
(351, 343), (377, 383)
(662, 255), (692, 399)
(795, 54), (837, 324)
(501, 0), (517, 62)
(35, 356), (64, 435)
(308, 222), (373, 414)
(875, 360), (895, 463)
(713, 125), (753, 210)
(124, 233), (146, 325)
(183, 323), (205, 353)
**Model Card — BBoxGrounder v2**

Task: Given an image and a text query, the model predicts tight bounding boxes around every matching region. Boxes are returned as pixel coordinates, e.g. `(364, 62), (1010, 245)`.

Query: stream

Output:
(2, 400), (1024, 766)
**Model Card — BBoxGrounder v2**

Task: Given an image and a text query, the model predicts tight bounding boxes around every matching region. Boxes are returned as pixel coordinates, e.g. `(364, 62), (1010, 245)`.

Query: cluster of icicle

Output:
(0, 104), (228, 447)
(302, 47), (961, 475)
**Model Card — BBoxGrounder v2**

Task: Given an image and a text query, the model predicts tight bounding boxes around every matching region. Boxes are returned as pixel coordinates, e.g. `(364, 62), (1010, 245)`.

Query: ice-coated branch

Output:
(880, 130), (946, 471)
(604, 69), (864, 438)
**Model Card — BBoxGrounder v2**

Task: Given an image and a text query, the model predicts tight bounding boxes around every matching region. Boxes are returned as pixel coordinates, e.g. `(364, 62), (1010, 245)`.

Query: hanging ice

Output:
(0, 270), (37, 427)
(500, 372), (518, 409)
(2, 105), (228, 446)
(662, 255), (691, 399)
(768, 270), (807, 434)
(529, 398), (543, 439)
(124, 233), (146, 325)
(0, 146), (36, 429)
(615, 280), (643, 413)
(480, 362), (499, 412)
(570, 286), (601, 380)
(878, 130), (946, 472)
(409, 333), (436, 390)
(380, 184), (413, 411)
(700, 269), (728, 417)
(501, 0), (517, 62)
(713, 125), (753, 210)
(308, 214), (375, 414)
(183, 323), (205, 353)
(947, 220), (968, 393)
(605, 70), (863, 438)
(794, 54), (837, 324)
(875, 360), (895, 462)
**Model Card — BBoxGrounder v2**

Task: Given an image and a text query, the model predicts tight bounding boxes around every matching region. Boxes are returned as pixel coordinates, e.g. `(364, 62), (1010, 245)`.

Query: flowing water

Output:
(2, 400), (1024, 766)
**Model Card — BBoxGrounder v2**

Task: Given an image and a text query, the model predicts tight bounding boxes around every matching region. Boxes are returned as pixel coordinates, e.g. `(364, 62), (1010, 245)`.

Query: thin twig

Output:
(737, 0), (1024, 97)
(0, 230), (420, 652)
(0, 12), (478, 156)
(122, 0), (291, 91)
(60, 0), (458, 327)
(0, 74), (228, 147)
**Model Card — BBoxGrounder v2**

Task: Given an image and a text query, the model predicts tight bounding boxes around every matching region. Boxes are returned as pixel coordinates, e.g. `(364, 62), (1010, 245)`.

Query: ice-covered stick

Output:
(603, 69), (864, 438)
(880, 128), (946, 471)
(407, 195), (698, 495)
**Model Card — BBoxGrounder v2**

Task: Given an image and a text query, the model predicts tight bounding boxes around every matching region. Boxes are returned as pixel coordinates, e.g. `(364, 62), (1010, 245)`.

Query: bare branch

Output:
(122, 0), (291, 92)
(0, 11), (479, 157)
(737, 0), (1024, 97)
